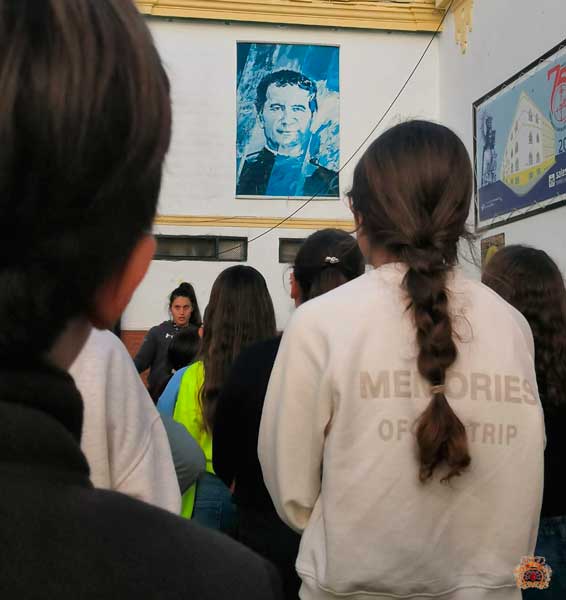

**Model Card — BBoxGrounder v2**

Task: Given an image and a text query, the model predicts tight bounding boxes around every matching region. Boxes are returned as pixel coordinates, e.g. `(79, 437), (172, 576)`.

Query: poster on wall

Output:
(236, 42), (339, 199)
(473, 39), (566, 231)
(480, 233), (505, 269)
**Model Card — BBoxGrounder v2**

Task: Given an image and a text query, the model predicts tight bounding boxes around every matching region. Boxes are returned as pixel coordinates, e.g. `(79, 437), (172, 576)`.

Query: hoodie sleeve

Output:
(72, 329), (181, 514)
(258, 307), (332, 532)
(134, 326), (157, 373)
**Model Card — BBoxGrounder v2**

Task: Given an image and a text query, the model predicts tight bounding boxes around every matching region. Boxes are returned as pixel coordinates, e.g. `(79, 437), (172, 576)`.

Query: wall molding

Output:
(155, 214), (355, 231)
(136, 1), (445, 32)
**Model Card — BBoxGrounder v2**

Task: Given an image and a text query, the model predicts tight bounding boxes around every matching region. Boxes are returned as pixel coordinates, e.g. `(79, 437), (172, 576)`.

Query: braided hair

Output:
(349, 120), (474, 482)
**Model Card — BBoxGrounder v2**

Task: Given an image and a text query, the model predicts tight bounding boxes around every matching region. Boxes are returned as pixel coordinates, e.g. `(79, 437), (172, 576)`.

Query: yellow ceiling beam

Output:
(136, 1), (445, 32)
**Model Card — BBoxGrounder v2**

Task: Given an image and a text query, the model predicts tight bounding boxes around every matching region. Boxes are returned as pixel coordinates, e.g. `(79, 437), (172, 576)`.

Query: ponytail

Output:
(293, 229), (364, 303)
(402, 245), (470, 482)
(349, 120), (474, 483)
(307, 264), (349, 301)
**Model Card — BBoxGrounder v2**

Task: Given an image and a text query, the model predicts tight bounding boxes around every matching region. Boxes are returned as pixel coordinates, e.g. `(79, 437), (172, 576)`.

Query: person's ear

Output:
(89, 234), (156, 329)
(290, 271), (302, 307)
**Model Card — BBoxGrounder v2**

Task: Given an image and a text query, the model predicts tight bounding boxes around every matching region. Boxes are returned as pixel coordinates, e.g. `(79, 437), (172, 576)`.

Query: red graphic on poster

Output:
(548, 64), (566, 127)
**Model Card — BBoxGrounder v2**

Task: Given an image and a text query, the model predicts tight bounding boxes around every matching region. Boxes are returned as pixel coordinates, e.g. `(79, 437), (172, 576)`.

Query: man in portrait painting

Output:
(236, 70), (339, 197)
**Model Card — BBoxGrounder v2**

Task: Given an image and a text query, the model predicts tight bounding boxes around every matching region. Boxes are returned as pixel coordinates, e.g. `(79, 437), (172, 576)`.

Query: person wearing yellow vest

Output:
(173, 265), (277, 534)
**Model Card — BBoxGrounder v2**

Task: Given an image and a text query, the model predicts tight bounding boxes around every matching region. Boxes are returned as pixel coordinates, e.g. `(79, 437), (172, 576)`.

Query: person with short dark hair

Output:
(156, 324), (202, 414)
(0, 2), (282, 598)
(237, 69), (338, 197)
(168, 324), (201, 372)
(135, 282), (202, 402)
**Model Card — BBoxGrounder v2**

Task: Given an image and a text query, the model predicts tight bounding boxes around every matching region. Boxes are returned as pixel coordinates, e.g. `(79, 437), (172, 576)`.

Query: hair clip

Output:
(325, 256), (340, 264)
(431, 384), (445, 395)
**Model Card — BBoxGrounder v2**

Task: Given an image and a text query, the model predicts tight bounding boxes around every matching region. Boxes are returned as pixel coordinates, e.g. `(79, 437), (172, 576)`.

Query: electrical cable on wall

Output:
(205, 0), (455, 255)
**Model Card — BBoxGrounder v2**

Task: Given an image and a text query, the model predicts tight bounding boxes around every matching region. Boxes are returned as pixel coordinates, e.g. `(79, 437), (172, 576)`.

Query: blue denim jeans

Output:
(523, 515), (566, 599)
(192, 472), (238, 537)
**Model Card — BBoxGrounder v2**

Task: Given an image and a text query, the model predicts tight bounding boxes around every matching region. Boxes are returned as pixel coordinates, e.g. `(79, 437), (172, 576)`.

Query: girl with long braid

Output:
(259, 121), (545, 600)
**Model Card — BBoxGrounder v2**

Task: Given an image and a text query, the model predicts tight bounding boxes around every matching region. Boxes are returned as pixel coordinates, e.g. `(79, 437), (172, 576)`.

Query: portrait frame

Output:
(236, 41), (340, 200)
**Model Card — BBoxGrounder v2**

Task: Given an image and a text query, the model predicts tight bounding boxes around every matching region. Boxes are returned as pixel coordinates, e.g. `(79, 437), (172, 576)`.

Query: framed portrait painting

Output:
(236, 42), (339, 199)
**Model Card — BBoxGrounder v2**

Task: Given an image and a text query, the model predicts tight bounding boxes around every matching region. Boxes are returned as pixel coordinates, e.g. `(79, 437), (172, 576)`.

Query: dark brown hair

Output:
(348, 120), (473, 482)
(0, 0), (171, 358)
(200, 266), (276, 431)
(169, 282), (202, 326)
(168, 325), (201, 371)
(483, 245), (566, 410)
(293, 229), (365, 302)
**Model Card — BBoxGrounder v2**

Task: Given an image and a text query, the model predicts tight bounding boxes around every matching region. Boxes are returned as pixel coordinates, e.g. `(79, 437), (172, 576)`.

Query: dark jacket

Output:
(540, 402), (566, 517)
(213, 336), (301, 600)
(0, 361), (283, 600)
(236, 147), (339, 198)
(213, 336), (282, 511)
(134, 320), (180, 401)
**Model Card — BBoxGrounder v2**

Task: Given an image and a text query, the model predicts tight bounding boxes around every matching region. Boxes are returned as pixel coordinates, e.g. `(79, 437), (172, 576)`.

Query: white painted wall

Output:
(438, 0), (566, 275)
(123, 18), (439, 330)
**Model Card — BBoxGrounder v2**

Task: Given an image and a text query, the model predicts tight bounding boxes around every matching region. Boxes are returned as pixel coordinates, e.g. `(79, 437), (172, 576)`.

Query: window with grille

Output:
(279, 238), (305, 264)
(155, 235), (247, 262)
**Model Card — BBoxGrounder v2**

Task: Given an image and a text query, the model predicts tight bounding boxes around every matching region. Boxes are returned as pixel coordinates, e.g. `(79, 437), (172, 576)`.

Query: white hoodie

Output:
(259, 263), (544, 600)
(70, 329), (181, 514)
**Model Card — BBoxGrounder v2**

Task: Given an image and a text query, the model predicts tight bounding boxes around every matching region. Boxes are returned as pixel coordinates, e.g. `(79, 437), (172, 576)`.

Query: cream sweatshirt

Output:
(70, 329), (181, 514)
(259, 263), (544, 600)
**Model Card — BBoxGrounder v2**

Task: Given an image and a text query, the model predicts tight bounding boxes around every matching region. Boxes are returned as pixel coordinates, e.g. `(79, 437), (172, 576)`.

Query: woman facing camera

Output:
(135, 281), (202, 401)
(483, 245), (566, 598)
(259, 121), (545, 600)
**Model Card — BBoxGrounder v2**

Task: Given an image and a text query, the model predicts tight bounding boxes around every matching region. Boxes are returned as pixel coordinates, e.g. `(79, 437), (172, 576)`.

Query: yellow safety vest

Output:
(173, 361), (214, 518)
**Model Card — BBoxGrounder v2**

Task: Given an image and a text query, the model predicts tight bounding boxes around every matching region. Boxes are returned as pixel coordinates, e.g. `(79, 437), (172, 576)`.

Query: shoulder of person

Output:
(286, 275), (369, 342)
(460, 275), (531, 330)
(451, 271), (535, 356)
(71, 328), (130, 375)
(179, 360), (204, 389)
(155, 320), (176, 337)
(78, 488), (282, 599)
(244, 147), (273, 165)
(229, 336), (282, 377)
(309, 159), (338, 178)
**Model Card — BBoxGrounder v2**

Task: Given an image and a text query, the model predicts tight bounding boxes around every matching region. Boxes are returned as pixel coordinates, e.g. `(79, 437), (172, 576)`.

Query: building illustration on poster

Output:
(501, 92), (555, 194)
(236, 42), (340, 199)
(474, 40), (566, 230)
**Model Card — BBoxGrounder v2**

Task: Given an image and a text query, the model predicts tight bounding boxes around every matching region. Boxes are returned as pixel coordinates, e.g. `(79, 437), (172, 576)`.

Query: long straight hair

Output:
(200, 266), (276, 431)
(483, 245), (566, 410)
(349, 120), (473, 482)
